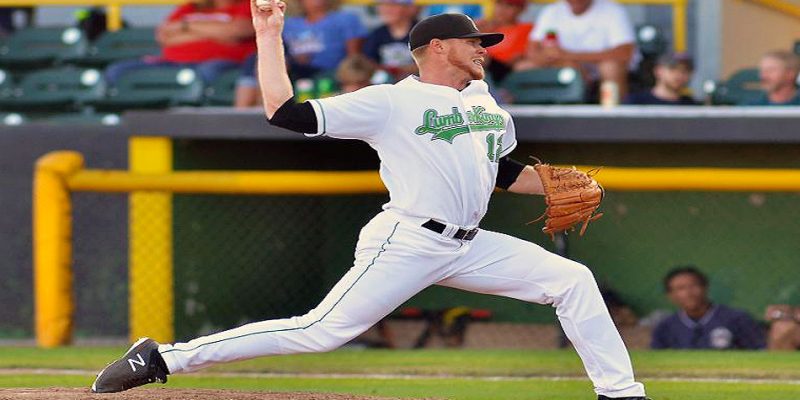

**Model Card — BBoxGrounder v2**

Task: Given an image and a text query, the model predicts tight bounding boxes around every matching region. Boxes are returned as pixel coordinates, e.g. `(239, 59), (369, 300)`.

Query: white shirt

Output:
(530, 0), (637, 67)
(308, 76), (517, 228)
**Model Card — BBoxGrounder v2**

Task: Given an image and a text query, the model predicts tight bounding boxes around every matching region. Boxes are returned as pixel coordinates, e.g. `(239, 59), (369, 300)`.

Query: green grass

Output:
(1, 347), (799, 399)
(2, 347), (800, 379)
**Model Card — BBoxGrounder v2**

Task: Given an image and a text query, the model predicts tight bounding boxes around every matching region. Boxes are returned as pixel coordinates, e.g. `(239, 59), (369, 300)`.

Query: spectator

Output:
(283, 0), (367, 80)
(0, 7), (32, 37)
(363, 0), (418, 81)
(516, 0), (637, 100)
(105, 0), (255, 84)
(336, 54), (378, 93)
(651, 266), (765, 350)
(475, 0), (532, 83)
(234, 53), (259, 108)
(764, 305), (800, 350)
(747, 51), (800, 106)
(625, 53), (697, 105)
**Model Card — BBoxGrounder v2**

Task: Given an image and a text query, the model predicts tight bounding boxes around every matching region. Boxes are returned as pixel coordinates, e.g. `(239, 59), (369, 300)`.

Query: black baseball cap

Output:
(408, 13), (504, 51)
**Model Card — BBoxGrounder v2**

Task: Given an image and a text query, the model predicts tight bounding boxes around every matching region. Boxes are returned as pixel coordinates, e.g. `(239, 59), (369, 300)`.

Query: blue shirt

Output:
(651, 304), (765, 350)
(363, 22), (415, 68)
(423, 5), (482, 19)
(283, 11), (367, 72)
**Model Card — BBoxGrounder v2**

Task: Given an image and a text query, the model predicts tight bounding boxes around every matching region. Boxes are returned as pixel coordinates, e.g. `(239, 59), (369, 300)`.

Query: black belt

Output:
(422, 219), (479, 241)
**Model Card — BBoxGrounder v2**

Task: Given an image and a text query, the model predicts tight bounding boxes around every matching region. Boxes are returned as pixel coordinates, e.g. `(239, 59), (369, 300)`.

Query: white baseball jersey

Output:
(307, 76), (517, 229)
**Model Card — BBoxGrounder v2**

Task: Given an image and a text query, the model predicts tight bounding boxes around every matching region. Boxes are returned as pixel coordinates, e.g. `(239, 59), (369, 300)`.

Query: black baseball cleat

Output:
(598, 396), (651, 400)
(91, 337), (170, 393)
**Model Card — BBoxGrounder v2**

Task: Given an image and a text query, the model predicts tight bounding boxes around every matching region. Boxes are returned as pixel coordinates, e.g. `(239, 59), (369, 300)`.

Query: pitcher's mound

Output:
(0, 388), (429, 400)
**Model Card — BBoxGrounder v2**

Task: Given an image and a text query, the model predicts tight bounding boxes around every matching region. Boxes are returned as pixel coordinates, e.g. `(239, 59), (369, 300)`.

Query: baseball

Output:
(255, 0), (274, 11)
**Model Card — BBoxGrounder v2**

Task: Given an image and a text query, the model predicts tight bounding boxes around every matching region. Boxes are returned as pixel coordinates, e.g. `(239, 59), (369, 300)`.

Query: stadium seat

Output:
(0, 69), (13, 96)
(66, 27), (159, 68)
(203, 68), (240, 106)
(42, 112), (122, 125)
(706, 68), (762, 105)
(636, 24), (668, 57)
(501, 68), (585, 104)
(89, 65), (204, 111)
(0, 67), (104, 112)
(0, 112), (26, 125)
(0, 27), (88, 71)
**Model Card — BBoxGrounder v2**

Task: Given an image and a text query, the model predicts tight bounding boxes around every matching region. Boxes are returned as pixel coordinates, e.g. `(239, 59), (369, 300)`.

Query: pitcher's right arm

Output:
(251, 0), (317, 132)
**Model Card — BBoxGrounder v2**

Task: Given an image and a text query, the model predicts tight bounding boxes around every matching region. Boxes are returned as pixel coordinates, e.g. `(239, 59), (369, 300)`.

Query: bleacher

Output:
(0, 1), (794, 125)
(0, 25), (240, 125)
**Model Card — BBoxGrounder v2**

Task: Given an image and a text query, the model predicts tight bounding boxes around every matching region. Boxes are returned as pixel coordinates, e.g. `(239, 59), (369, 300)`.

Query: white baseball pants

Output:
(159, 210), (646, 398)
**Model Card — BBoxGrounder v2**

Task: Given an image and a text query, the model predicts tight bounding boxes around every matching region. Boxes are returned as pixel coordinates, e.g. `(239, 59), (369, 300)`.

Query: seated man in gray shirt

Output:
(747, 51), (800, 106)
(651, 266), (765, 350)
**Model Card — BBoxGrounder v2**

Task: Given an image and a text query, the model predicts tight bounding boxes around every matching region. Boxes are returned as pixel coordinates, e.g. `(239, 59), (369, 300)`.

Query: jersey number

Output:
(486, 133), (503, 162)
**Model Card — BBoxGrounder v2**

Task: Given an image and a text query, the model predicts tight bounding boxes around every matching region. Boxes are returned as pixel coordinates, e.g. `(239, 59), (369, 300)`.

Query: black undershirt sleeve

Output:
(496, 156), (526, 190)
(267, 96), (318, 134)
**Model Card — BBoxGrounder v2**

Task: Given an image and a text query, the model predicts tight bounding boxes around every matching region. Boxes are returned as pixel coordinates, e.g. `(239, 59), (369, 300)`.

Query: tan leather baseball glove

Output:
(530, 160), (604, 239)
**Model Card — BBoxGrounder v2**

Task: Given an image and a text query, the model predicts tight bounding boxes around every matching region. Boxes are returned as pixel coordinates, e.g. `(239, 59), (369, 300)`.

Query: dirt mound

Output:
(0, 388), (427, 400)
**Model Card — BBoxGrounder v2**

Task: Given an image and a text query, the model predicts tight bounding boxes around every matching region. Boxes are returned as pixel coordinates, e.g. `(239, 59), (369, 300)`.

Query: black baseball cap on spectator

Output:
(408, 14), (504, 51)
(657, 52), (694, 70)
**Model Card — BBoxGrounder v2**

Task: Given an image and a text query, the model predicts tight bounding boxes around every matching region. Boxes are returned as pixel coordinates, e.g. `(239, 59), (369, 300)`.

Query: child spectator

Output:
(516, 0), (637, 100)
(363, 0), (419, 81)
(651, 266), (765, 350)
(475, 0), (532, 83)
(282, 0), (367, 80)
(625, 53), (697, 105)
(105, 0), (255, 84)
(336, 54), (378, 93)
(747, 51), (800, 106)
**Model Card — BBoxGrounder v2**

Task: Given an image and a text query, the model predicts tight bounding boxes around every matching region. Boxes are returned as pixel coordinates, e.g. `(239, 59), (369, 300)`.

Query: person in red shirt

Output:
(105, 0), (255, 84)
(476, 0), (532, 83)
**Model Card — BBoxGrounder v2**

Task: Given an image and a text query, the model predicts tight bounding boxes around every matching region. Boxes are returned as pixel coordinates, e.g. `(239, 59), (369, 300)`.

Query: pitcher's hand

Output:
(252, 0), (287, 37)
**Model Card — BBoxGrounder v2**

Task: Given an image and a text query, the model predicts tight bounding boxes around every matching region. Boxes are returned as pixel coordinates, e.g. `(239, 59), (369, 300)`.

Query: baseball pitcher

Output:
(92, 2), (648, 399)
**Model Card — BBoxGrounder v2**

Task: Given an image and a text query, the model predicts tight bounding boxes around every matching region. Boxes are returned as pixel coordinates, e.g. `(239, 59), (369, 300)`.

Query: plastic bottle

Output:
(542, 30), (559, 48)
(600, 80), (619, 108)
(295, 78), (315, 102)
(316, 77), (335, 98)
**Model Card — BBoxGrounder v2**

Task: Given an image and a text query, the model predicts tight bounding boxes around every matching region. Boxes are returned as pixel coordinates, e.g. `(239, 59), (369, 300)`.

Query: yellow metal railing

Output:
(0, 0), (688, 52)
(743, 0), (800, 20)
(33, 149), (800, 347)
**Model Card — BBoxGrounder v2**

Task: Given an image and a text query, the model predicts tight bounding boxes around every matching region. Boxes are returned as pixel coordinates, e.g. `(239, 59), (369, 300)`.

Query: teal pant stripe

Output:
(162, 221), (400, 354)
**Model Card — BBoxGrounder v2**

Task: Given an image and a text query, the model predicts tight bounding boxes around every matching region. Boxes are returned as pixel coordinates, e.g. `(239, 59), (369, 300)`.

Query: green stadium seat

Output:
(0, 69), (13, 96)
(0, 67), (104, 112)
(501, 68), (585, 104)
(203, 68), (240, 106)
(66, 27), (159, 68)
(636, 24), (668, 57)
(0, 27), (88, 71)
(41, 112), (122, 125)
(707, 68), (762, 105)
(89, 65), (204, 111)
(0, 112), (26, 125)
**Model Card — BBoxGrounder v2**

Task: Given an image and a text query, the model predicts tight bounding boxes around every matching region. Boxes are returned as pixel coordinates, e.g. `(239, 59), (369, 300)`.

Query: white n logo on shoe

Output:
(127, 353), (146, 371)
